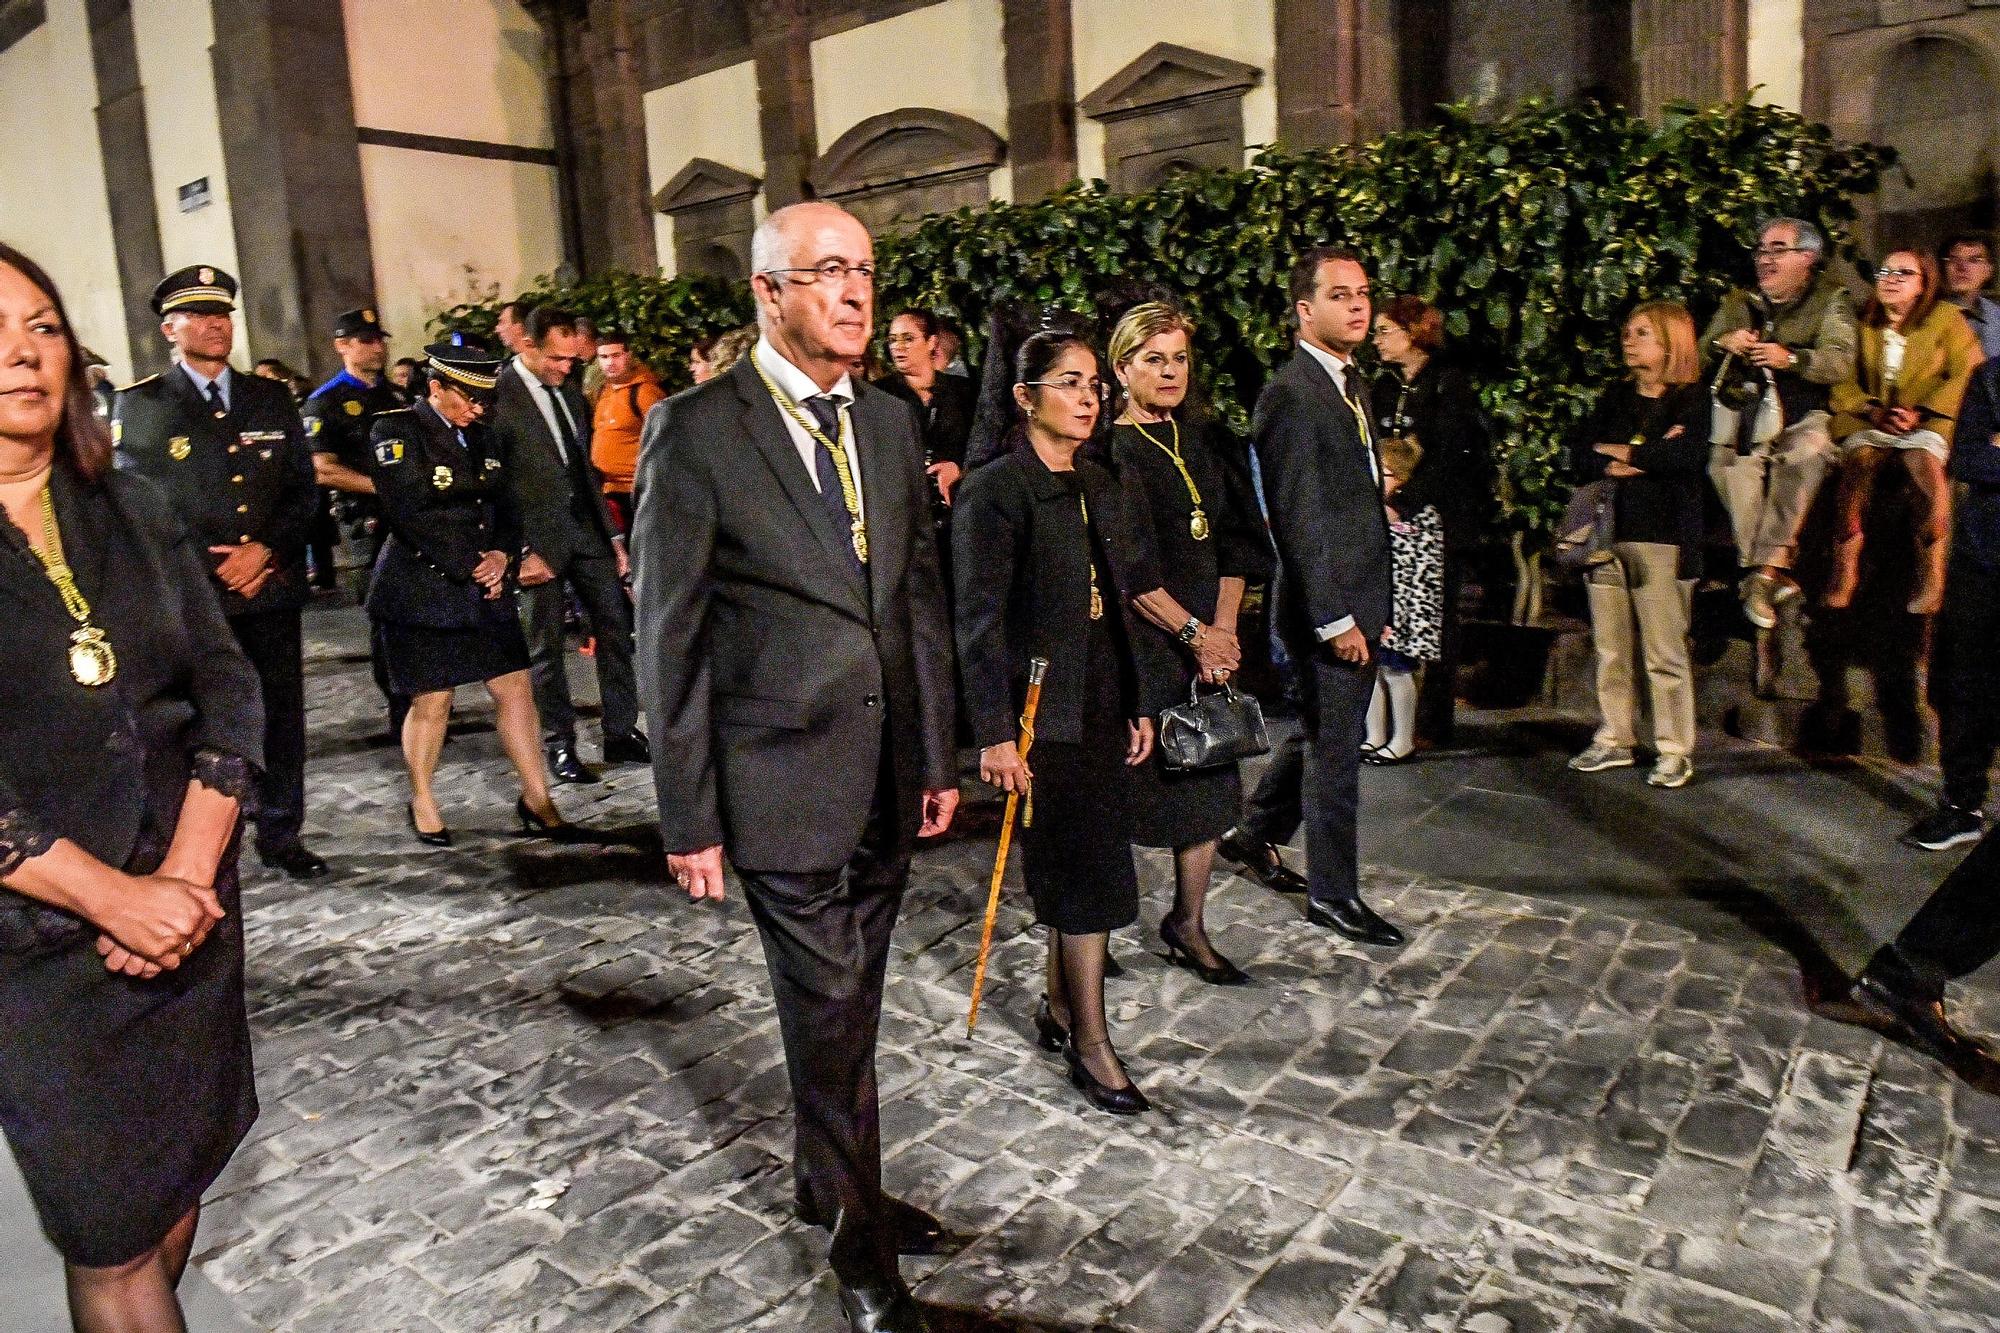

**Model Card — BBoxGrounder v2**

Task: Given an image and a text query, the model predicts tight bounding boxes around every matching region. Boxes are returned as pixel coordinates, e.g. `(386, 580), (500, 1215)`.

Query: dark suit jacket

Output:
(363, 403), (522, 630)
(631, 355), (956, 874)
(1252, 348), (1394, 648)
(0, 465), (262, 950)
(113, 365), (318, 616)
(493, 362), (617, 573)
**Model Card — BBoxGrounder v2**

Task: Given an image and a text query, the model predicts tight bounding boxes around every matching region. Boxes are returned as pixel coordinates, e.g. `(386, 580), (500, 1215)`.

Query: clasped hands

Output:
(472, 550), (509, 599)
(1192, 622), (1240, 685)
(209, 540), (273, 598)
(94, 862), (226, 979)
(1871, 404), (1922, 436)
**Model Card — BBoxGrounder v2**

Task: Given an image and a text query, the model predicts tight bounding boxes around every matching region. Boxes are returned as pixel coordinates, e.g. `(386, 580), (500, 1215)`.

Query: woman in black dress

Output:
(365, 340), (574, 844)
(0, 243), (262, 1329)
(1106, 303), (1272, 984)
(955, 330), (1168, 1114)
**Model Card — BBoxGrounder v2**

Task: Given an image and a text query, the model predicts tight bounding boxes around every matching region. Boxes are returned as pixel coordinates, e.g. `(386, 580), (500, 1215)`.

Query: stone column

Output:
(1632, 0), (1748, 116)
(590, 0), (658, 272)
(84, 0), (168, 377)
(1001, 0), (1077, 199)
(210, 0), (376, 380)
(1273, 0), (1402, 148)
(751, 0), (817, 208)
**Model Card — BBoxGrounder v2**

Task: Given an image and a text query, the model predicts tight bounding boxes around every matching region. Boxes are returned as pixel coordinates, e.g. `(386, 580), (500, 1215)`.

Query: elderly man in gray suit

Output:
(631, 202), (959, 1333)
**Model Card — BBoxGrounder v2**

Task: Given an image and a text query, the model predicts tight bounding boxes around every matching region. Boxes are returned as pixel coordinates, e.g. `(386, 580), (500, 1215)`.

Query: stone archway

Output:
(1868, 34), (1999, 251)
(808, 108), (1006, 235)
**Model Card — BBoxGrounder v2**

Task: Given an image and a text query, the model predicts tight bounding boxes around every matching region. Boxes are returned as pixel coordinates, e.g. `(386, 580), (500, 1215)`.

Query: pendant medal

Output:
(68, 628), (117, 687)
(1189, 508), (1210, 541)
(851, 520), (868, 564)
(1089, 584), (1105, 621)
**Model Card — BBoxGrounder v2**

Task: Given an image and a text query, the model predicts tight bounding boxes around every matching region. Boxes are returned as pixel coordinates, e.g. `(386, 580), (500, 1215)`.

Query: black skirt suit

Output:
(0, 464), (263, 1267)
(954, 445), (1174, 933)
(1109, 418), (1274, 847)
(363, 402), (530, 694)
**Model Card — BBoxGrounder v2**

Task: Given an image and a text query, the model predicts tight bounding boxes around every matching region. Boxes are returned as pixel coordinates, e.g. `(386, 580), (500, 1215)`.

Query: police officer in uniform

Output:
(365, 339), (576, 844)
(113, 265), (329, 880)
(303, 307), (409, 737)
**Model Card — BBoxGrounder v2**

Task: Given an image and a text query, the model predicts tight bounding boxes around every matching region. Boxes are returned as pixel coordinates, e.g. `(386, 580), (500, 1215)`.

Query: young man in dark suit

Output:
(632, 202), (959, 1333)
(114, 265), (327, 881)
(1244, 247), (1403, 947)
(491, 306), (646, 783)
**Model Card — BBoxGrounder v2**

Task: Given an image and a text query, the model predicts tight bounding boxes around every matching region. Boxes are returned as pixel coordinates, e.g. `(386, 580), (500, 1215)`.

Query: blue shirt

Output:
(310, 368), (370, 398)
(180, 362), (232, 413)
(1960, 296), (2000, 364)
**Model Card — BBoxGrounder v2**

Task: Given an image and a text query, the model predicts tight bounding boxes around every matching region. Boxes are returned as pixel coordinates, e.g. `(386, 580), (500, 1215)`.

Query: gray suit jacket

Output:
(631, 355), (956, 873)
(493, 363), (617, 572)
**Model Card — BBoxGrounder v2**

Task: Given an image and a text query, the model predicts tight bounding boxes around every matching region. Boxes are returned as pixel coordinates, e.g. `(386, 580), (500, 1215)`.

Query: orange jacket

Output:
(591, 364), (666, 492)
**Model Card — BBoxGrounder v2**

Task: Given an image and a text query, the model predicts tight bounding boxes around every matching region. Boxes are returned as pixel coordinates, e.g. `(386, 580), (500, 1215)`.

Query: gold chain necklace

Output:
(751, 348), (868, 565)
(1078, 492), (1105, 620)
(1126, 415), (1208, 541)
(31, 487), (117, 687)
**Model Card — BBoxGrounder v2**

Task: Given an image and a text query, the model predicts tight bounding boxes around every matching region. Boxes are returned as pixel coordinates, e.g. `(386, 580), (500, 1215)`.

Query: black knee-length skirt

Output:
(0, 861), (257, 1267)
(376, 599), (531, 696)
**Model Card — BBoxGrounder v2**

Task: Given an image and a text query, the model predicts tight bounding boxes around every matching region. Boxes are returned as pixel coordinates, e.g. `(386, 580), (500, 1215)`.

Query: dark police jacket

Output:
(303, 370), (407, 520)
(363, 402), (521, 631)
(0, 466), (262, 952)
(113, 365), (318, 617)
(952, 445), (1175, 749)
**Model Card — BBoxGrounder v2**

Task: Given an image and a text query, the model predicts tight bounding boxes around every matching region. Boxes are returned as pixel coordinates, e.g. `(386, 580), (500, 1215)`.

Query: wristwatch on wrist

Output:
(1178, 617), (1203, 646)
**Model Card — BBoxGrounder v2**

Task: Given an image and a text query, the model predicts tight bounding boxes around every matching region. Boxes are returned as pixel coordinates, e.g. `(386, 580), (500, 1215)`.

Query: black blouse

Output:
(1568, 380), (1711, 577)
(0, 465), (262, 946)
(1373, 360), (1490, 530)
(953, 446), (1176, 748)
(1109, 417), (1273, 622)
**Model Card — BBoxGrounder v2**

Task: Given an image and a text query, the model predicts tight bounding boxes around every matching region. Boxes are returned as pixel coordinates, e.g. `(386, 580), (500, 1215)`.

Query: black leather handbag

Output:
(1158, 679), (1270, 772)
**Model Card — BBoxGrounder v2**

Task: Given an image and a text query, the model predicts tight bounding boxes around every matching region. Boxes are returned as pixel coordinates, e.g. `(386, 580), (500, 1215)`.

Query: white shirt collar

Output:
(1298, 338), (1355, 391)
(511, 354), (546, 393)
(754, 335), (853, 407)
(181, 361), (230, 396)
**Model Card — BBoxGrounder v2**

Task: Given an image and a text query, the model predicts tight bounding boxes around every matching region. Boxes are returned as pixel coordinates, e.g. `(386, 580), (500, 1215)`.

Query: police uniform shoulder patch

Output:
(305, 416), (322, 439)
(343, 400), (363, 416)
(375, 438), (406, 466)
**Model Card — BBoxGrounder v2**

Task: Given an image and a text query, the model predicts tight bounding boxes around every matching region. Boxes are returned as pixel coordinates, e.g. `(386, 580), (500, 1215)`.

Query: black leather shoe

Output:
(798, 1197), (950, 1257)
(1065, 1039), (1150, 1115)
(1218, 828), (1309, 894)
(516, 797), (587, 842)
(1307, 896), (1405, 948)
(1033, 995), (1070, 1053)
(406, 803), (452, 848)
(260, 842), (330, 880)
(546, 745), (600, 785)
(603, 730), (651, 765)
(837, 1279), (928, 1333)
(1103, 948), (1126, 979)
(1855, 970), (1978, 1064)
(1159, 915), (1250, 986)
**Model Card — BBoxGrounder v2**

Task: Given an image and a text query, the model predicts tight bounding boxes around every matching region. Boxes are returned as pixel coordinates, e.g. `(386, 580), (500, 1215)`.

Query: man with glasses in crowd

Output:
(1702, 216), (1857, 631)
(1940, 231), (2000, 362)
(493, 305), (647, 784)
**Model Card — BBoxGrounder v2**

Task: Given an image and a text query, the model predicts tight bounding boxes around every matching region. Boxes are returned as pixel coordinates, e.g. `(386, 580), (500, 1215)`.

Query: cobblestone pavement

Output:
(184, 607), (2000, 1332)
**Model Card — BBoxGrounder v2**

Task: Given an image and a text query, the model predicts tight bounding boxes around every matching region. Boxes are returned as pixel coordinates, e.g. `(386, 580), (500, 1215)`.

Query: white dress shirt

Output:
(511, 356), (580, 466)
(1297, 339), (1381, 642)
(752, 336), (865, 524)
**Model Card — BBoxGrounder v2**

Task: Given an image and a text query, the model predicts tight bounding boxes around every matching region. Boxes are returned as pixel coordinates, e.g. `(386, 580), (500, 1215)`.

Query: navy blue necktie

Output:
(805, 395), (862, 572)
(204, 380), (226, 419)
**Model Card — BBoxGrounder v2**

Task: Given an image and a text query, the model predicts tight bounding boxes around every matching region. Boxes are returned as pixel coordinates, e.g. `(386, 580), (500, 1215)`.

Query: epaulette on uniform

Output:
(115, 372), (161, 393)
(374, 406), (417, 417)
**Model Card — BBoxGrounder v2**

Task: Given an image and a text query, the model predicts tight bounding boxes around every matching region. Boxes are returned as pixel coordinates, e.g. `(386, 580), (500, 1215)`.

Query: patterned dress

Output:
(1384, 504), (1445, 662)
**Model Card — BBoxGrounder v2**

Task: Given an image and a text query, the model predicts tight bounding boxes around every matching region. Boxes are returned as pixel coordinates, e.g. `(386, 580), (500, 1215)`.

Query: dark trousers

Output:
(521, 549), (640, 746)
(307, 490), (338, 589)
(737, 800), (909, 1288)
(228, 608), (305, 849)
(1872, 823), (2000, 1001)
(1243, 725), (1307, 847)
(1283, 647), (1376, 907)
(1933, 552), (2000, 811)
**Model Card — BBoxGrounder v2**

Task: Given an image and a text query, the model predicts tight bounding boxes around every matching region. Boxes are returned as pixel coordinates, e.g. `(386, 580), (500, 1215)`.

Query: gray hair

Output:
(1757, 216), (1825, 260)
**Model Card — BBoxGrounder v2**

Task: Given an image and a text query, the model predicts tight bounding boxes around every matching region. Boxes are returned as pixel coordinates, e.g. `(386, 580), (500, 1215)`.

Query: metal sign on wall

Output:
(177, 177), (212, 213)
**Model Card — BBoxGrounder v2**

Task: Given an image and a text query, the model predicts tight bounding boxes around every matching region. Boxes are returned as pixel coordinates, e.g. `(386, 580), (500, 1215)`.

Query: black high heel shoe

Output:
(1065, 1039), (1150, 1115)
(407, 803), (452, 848)
(1033, 995), (1070, 1054)
(1103, 949), (1126, 979)
(1159, 916), (1249, 986)
(516, 796), (583, 841)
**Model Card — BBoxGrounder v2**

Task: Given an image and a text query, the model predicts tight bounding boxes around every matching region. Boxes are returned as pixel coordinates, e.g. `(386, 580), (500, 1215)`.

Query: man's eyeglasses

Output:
(1755, 244), (1810, 257)
(1026, 376), (1105, 400)
(1876, 266), (1921, 281)
(764, 259), (877, 286)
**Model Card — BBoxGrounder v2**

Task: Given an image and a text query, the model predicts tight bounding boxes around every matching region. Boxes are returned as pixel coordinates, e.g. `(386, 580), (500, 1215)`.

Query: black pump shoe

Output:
(1103, 949), (1126, 979)
(515, 797), (583, 842)
(1065, 1039), (1150, 1115)
(1034, 995), (1070, 1053)
(407, 804), (452, 848)
(1159, 915), (1250, 986)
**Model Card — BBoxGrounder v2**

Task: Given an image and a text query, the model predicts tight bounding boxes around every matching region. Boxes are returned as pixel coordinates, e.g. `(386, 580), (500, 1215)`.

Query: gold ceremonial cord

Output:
(1126, 415), (1204, 514)
(751, 349), (869, 564)
(32, 486), (118, 687)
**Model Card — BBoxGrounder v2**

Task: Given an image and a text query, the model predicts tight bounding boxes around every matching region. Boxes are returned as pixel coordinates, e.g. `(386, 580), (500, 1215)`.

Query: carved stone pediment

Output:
(653, 158), (762, 215)
(810, 108), (1006, 201)
(1079, 42), (1262, 123)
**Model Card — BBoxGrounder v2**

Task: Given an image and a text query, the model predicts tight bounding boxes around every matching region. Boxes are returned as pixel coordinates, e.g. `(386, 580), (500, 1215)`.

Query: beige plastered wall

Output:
(642, 58), (764, 277)
(1070, 0), (1277, 183)
(343, 0), (563, 350)
(0, 0), (131, 377)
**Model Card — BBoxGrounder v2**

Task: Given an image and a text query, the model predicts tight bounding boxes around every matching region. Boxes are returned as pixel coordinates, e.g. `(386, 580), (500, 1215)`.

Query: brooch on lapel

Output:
(432, 466), (454, 490)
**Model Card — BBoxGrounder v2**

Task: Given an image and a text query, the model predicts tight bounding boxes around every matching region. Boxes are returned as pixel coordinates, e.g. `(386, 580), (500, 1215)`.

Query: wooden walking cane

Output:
(966, 656), (1049, 1036)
